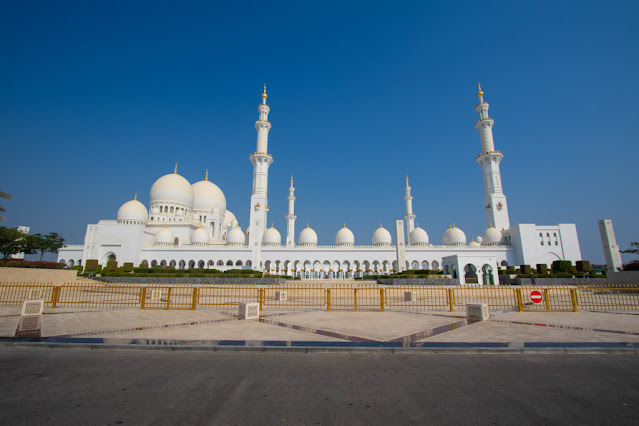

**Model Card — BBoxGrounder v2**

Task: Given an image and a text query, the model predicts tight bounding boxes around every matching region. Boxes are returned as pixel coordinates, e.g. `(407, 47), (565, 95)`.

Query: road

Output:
(0, 349), (637, 425)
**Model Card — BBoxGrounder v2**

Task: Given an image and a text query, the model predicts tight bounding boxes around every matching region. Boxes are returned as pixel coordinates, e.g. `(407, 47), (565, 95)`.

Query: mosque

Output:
(57, 85), (582, 284)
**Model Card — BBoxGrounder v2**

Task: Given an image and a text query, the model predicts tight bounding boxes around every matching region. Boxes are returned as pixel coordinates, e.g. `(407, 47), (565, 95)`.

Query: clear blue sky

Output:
(1, 0), (638, 263)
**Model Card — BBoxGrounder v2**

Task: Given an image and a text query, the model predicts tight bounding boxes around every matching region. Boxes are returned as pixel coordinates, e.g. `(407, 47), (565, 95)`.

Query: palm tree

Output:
(0, 190), (12, 221)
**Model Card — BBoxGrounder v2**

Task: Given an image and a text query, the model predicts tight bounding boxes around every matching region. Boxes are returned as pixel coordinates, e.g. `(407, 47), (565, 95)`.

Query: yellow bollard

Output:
(51, 286), (61, 309)
(140, 287), (147, 310)
(192, 288), (198, 310)
(516, 289), (524, 312)
(353, 288), (358, 311)
(544, 289), (550, 310)
(258, 288), (264, 311)
(448, 288), (454, 312)
(570, 288), (579, 312)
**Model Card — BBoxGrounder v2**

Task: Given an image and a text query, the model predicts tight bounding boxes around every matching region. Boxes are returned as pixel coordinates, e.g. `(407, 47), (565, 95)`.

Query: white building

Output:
(58, 85), (582, 284)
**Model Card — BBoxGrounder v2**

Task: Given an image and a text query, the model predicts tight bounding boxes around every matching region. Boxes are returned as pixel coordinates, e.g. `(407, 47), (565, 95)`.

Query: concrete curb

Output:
(1, 339), (638, 354)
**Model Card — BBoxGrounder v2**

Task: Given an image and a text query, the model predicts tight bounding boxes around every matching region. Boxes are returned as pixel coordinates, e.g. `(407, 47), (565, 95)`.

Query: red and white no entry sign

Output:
(530, 290), (543, 304)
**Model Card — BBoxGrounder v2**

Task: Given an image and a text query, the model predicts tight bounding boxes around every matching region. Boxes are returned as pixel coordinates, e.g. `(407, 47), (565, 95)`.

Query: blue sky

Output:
(1, 0), (638, 263)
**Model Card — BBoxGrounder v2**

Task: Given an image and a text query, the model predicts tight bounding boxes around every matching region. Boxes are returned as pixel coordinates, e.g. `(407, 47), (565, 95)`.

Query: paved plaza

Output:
(1, 305), (638, 346)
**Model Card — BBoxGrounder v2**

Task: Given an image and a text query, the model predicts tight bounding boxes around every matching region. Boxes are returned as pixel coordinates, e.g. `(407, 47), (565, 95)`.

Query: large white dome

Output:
(227, 226), (245, 246)
(409, 225), (429, 246)
(155, 227), (175, 245)
(299, 225), (318, 246)
(372, 225), (392, 246)
(150, 172), (194, 206)
(117, 196), (148, 223)
(482, 226), (502, 246)
(192, 177), (226, 212)
(443, 225), (466, 246)
(336, 225), (354, 246)
(262, 225), (281, 246)
(190, 226), (209, 245)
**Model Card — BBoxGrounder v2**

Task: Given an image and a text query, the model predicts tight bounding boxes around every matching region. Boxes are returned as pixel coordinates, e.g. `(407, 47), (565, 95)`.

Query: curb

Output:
(1, 339), (638, 354)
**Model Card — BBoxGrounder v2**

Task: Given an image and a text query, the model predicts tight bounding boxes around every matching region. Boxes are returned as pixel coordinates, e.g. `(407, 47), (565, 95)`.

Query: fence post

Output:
(353, 288), (358, 311)
(166, 287), (172, 309)
(51, 286), (60, 309)
(570, 288), (578, 312)
(326, 288), (331, 311)
(448, 288), (454, 312)
(380, 289), (385, 312)
(516, 289), (523, 312)
(192, 288), (198, 310)
(544, 289), (550, 310)
(140, 287), (147, 310)
(258, 288), (264, 312)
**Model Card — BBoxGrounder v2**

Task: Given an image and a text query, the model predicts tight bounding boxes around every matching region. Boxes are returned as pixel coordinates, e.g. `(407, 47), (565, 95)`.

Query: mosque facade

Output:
(57, 86), (582, 284)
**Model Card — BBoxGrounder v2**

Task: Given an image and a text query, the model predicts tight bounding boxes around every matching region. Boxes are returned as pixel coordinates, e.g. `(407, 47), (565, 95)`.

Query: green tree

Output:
(621, 242), (639, 256)
(0, 226), (33, 260)
(27, 232), (66, 261)
(0, 190), (12, 221)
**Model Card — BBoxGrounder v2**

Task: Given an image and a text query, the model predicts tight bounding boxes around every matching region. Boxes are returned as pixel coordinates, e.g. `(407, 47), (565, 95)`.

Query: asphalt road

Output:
(0, 349), (637, 425)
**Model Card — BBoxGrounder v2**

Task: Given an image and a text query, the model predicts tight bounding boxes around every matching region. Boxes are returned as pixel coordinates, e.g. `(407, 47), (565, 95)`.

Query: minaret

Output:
(403, 175), (416, 243)
(475, 84), (510, 231)
(286, 175), (297, 246)
(248, 85), (273, 270)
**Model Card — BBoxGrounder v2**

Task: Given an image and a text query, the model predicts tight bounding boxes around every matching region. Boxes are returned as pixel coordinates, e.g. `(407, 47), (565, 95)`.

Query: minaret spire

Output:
(403, 175), (416, 243)
(248, 85), (274, 269)
(475, 84), (510, 232)
(286, 174), (297, 246)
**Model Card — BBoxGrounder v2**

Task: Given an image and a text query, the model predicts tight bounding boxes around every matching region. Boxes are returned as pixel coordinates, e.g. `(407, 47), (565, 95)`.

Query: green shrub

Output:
(520, 265), (532, 274)
(71, 265), (83, 272)
(551, 260), (573, 273)
(536, 264), (548, 274)
(105, 260), (118, 271)
(85, 259), (99, 272)
(576, 261), (591, 272)
(122, 262), (134, 272)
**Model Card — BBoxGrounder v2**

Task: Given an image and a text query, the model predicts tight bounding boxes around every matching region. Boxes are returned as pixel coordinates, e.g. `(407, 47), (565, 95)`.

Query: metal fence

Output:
(0, 282), (638, 313)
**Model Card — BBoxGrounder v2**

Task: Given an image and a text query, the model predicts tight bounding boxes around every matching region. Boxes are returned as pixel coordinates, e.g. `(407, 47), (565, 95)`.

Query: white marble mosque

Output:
(58, 85), (582, 284)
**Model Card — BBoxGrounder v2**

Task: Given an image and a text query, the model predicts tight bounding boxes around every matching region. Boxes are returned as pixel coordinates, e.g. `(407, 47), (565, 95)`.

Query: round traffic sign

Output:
(530, 290), (543, 304)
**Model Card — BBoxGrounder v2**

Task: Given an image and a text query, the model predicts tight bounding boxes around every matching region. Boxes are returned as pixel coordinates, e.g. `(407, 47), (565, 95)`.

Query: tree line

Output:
(0, 226), (65, 261)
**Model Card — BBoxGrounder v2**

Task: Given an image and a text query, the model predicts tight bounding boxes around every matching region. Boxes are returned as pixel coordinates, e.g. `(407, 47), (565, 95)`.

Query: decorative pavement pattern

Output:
(1, 307), (639, 351)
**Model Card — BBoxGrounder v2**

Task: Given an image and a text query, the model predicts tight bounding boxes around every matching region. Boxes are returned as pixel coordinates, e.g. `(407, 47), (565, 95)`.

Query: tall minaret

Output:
(286, 175), (297, 246)
(248, 85), (273, 270)
(403, 175), (416, 243)
(475, 84), (510, 231)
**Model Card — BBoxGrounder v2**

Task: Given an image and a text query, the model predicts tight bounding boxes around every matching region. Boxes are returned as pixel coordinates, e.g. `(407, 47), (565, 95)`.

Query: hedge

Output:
(0, 260), (66, 269)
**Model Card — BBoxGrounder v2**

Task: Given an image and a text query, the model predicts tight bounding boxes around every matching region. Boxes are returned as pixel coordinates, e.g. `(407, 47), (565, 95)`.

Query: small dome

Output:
(263, 225), (281, 246)
(482, 226), (502, 246)
(468, 240), (481, 248)
(409, 225), (429, 246)
(117, 196), (148, 223)
(299, 225), (318, 246)
(150, 172), (194, 206)
(227, 226), (245, 246)
(336, 225), (354, 246)
(190, 226), (209, 245)
(443, 225), (466, 246)
(372, 225), (392, 246)
(223, 210), (237, 228)
(155, 227), (175, 245)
